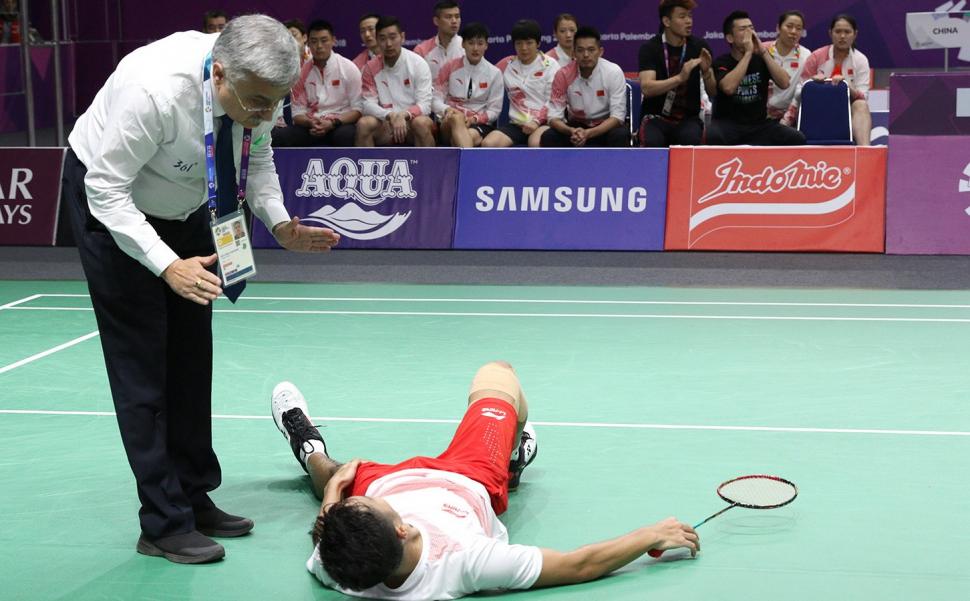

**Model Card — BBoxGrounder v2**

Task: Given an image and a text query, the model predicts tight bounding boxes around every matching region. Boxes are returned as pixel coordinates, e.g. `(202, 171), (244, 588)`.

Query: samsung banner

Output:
(454, 149), (669, 250)
(0, 148), (65, 246)
(255, 148), (459, 249)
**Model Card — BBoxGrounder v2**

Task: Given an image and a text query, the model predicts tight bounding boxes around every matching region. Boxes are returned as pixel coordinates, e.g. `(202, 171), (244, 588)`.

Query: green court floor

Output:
(2, 280), (969, 600)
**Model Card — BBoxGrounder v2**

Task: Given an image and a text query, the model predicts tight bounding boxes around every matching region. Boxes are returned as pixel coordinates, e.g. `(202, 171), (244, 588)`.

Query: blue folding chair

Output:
(797, 80), (853, 145)
(626, 78), (642, 139)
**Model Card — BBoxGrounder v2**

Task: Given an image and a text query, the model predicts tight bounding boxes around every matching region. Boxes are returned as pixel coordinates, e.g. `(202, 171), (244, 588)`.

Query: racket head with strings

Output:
(716, 474), (798, 510)
(648, 474), (798, 558)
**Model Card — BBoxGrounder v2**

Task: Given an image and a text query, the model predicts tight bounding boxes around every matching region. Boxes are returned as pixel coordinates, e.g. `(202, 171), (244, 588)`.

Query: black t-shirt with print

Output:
(712, 52), (771, 124)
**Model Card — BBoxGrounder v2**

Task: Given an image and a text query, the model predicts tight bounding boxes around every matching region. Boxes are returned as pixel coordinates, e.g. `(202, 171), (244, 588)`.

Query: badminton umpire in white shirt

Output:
(63, 15), (339, 564)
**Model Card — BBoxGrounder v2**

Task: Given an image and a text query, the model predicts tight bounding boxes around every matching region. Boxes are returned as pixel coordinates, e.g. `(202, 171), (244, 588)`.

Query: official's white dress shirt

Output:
(69, 31), (290, 276)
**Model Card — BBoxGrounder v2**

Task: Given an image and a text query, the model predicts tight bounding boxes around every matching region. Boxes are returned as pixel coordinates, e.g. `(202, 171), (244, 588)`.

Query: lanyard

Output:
(662, 32), (688, 78)
(202, 53), (252, 220)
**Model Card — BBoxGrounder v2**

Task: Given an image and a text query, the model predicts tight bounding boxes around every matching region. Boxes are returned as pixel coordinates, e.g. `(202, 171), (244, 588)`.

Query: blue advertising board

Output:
(255, 148), (459, 249)
(454, 149), (669, 250)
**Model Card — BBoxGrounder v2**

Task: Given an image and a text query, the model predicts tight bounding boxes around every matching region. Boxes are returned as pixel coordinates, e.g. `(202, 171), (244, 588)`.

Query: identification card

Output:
(662, 90), (676, 116)
(210, 210), (257, 287)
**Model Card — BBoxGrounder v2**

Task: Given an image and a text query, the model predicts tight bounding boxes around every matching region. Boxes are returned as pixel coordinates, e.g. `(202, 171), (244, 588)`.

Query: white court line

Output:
(1, 408), (968, 437)
(0, 294), (42, 310)
(30, 293), (970, 310)
(9, 305), (970, 323)
(0, 331), (100, 375)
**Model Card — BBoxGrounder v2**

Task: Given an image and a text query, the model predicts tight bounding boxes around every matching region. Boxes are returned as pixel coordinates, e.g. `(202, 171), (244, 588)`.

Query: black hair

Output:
(830, 13), (858, 32)
(778, 10), (805, 28)
(434, 1), (460, 16)
(307, 19), (334, 36)
(460, 22), (489, 42)
(722, 10), (750, 38)
(574, 25), (601, 45)
(283, 19), (306, 35)
(203, 9), (228, 31)
(319, 501), (403, 591)
(510, 19), (541, 43)
(375, 15), (402, 34)
(553, 13), (578, 30)
(659, 0), (697, 22)
(359, 12), (380, 25)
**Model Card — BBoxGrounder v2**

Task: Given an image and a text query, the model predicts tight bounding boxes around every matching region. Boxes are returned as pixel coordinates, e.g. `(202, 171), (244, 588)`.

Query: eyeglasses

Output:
(227, 79), (282, 113)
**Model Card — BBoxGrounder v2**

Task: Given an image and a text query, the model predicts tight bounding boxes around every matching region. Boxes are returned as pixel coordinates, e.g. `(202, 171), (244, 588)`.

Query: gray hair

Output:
(212, 14), (300, 89)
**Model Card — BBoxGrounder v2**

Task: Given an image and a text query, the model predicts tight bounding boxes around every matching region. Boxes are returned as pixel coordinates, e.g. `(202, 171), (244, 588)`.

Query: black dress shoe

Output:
(195, 507), (254, 538)
(136, 530), (225, 564)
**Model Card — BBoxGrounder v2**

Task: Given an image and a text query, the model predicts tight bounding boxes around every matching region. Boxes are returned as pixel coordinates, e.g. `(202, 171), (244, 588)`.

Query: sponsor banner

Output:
(886, 135), (970, 254)
(890, 72), (970, 135)
(665, 146), (887, 252)
(0, 147), (65, 246)
(254, 148), (459, 249)
(453, 149), (668, 251)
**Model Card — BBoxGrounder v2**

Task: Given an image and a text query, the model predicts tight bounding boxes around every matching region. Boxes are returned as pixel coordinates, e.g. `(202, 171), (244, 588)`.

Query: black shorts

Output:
(494, 123), (530, 146)
(470, 123), (496, 138)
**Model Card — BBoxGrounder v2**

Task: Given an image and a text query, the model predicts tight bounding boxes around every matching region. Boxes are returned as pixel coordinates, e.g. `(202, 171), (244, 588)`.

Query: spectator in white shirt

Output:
(356, 15), (436, 147)
(434, 22), (504, 148)
(801, 14), (872, 145)
(270, 361), (700, 600)
(273, 19), (362, 147)
(202, 9), (228, 34)
(546, 13), (578, 68)
(541, 26), (630, 147)
(63, 15), (339, 565)
(482, 20), (560, 148)
(414, 1), (464, 81)
(762, 10), (811, 126)
(352, 13), (381, 72)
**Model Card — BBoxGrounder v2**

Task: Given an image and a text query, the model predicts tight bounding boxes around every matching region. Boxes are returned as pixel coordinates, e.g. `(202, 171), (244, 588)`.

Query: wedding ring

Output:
(194, 279), (203, 290)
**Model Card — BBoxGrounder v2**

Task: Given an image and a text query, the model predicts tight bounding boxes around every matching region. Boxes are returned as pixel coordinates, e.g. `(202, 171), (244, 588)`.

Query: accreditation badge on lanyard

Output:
(203, 54), (257, 288)
(662, 33), (687, 117)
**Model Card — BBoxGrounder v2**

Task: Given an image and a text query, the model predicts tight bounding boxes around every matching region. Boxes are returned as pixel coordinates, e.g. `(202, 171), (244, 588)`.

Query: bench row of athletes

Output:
(640, 1), (872, 147)
(270, 8), (630, 149)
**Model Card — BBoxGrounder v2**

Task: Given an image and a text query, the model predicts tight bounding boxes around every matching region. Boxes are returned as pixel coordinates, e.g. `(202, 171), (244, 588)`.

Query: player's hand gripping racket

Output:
(648, 474), (798, 558)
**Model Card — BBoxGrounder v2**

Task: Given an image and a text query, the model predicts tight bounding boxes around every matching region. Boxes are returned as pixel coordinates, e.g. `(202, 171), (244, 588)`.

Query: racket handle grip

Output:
(648, 549), (663, 558)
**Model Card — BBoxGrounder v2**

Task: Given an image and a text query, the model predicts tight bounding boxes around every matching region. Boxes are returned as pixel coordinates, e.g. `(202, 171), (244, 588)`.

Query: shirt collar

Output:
(210, 77), (226, 118)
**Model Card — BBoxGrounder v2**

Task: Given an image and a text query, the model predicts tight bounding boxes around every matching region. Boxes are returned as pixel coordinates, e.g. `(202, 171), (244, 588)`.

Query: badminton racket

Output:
(647, 474), (798, 558)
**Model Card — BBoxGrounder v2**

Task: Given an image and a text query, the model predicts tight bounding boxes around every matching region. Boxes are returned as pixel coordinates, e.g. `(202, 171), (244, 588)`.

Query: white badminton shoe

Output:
(271, 381), (328, 472)
(508, 423), (537, 491)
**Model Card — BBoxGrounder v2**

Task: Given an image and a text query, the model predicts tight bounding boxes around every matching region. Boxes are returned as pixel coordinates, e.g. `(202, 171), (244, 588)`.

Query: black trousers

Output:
(706, 119), (806, 146)
(539, 125), (631, 147)
(271, 123), (358, 147)
(639, 116), (704, 147)
(63, 149), (221, 538)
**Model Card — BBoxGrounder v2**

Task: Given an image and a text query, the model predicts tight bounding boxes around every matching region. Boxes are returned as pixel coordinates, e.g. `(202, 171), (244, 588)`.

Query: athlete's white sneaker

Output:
(508, 423), (537, 490)
(271, 381), (327, 472)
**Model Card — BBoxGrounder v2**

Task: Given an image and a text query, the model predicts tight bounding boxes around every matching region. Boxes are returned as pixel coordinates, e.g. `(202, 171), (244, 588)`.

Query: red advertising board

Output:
(0, 148), (66, 246)
(664, 146), (886, 252)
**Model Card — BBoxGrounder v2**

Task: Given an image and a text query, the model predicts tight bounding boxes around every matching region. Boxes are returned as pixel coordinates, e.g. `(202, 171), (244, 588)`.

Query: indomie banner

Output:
(664, 146), (886, 252)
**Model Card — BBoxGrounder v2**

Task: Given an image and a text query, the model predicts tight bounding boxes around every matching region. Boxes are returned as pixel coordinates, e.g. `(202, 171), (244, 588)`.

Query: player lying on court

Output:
(271, 361), (699, 599)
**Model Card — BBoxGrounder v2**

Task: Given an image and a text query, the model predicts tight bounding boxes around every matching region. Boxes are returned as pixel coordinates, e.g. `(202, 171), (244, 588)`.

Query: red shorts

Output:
(350, 398), (519, 515)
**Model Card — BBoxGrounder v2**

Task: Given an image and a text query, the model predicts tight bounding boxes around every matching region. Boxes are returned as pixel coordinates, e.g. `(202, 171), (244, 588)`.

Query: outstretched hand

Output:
(648, 517), (700, 558)
(273, 217), (340, 252)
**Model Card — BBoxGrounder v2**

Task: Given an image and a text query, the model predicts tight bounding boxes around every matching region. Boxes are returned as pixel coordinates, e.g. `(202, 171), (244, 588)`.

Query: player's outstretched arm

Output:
(531, 517), (698, 588)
